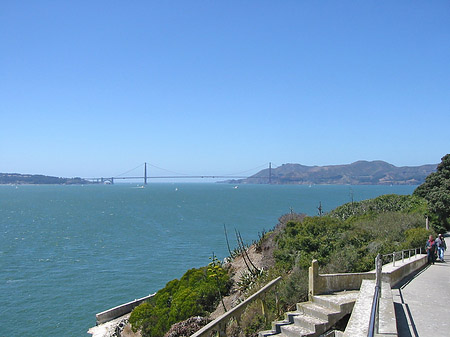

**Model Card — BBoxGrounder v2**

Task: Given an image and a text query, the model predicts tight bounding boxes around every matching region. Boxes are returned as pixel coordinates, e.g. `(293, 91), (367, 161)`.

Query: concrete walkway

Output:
(393, 245), (450, 336)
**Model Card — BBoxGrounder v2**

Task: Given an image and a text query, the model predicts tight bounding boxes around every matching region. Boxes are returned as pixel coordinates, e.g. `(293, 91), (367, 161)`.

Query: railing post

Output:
(376, 254), (382, 289)
(218, 322), (226, 336)
(260, 296), (269, 324)
(393, 252), (396, 267)
(402, 250), (404, 264)
(309, 260), (319, 299)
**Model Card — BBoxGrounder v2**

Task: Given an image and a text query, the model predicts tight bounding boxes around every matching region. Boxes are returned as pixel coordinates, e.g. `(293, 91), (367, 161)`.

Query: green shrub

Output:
(129, 265), (231, 337)
(402, 227), (434, 250)
(330, 194), (427, 221)
(274, 217), (350, 270)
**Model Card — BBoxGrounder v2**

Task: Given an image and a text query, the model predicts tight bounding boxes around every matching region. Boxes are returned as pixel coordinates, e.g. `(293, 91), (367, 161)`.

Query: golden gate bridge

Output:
(84, 162), (274, 184)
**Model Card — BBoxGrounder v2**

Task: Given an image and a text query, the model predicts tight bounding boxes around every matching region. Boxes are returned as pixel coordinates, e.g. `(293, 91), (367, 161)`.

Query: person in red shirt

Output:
(425, 235), (436, 264)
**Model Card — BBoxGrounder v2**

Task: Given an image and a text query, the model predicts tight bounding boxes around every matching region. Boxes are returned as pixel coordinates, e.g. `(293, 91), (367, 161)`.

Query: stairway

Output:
(259, 291), (358, 337)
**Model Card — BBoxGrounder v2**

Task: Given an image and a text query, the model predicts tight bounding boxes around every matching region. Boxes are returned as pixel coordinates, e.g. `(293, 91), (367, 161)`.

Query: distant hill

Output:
(0, 173), (91, 185)
(227, 160), (437, 185)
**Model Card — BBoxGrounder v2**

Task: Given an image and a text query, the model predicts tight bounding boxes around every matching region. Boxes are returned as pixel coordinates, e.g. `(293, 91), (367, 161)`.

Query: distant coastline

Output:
(2, 160), (438, 185)
(0, 173), (91, 185)
(225, 160), (437, 185)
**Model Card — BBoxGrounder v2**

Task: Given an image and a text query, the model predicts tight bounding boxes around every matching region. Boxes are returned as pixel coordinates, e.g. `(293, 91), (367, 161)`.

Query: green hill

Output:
(0, 173), (90, 185)
(233, 160), (436, 185)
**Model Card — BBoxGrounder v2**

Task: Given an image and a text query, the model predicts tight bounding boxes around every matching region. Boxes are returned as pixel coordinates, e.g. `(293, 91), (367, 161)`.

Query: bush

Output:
(330, 194), (427, 221)
(274, 217), (350, 270)
(402, 227), (434, 250)
(129, 265), (232, 337)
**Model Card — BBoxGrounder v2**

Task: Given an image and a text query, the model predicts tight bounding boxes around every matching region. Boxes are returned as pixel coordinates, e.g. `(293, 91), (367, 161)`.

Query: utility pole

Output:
(144, 162), (147, 185)
(318, 201), (323, 216)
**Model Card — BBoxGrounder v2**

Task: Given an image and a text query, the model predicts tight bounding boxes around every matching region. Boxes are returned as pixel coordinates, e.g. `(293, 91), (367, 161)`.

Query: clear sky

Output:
(1, 1), (449, 179)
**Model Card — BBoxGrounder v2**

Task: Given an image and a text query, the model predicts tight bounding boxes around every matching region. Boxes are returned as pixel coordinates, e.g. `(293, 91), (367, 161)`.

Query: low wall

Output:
(309, 254), (427, 297)
(310, 254), (427, 337)
(308, 260), (375, 297)
(95, 293), (155, 324)
(382, 254), (427, 286)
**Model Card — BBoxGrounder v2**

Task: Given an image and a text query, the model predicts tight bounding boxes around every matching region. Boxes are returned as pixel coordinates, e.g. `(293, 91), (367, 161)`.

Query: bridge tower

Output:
(269, 162), (272, 184)
(144, 162), (147, 185)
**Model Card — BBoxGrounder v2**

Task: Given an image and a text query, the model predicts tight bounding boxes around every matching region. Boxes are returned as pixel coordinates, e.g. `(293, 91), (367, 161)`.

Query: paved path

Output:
(393, 243), (450, 337)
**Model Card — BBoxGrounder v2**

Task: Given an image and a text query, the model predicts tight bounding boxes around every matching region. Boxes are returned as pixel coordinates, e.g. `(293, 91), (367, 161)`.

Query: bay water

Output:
(0, 183), (416, 336)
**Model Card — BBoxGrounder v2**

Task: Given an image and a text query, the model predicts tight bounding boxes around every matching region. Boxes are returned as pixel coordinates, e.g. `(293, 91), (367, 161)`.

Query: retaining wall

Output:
(309, 254), (428, 297)
(95, 293), (155, 324)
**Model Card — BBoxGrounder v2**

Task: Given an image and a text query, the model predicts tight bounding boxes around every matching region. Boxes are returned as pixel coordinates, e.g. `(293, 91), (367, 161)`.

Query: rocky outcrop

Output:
(164, 316), (211, 337)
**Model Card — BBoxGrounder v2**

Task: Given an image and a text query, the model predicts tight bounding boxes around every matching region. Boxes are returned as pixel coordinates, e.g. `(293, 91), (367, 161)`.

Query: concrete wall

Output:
(95, 293), (155, 324)
(382, 255), (427, 286)
(309, 260), (375, 297)
(310, 254), (428, 337)
(309, 254), (428, 297)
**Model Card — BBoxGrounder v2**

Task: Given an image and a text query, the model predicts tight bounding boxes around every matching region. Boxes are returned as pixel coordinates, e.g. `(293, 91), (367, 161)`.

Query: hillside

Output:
(229, 160), (437, 185)
(0, 173), (91, 185)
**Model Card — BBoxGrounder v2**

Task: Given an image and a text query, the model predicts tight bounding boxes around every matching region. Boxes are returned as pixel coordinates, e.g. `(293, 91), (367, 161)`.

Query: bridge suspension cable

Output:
(86, 161), (274, 184)
(114, 163), (145, 177)
(145, 162), (190, 176)
(221, 163), (269, 176)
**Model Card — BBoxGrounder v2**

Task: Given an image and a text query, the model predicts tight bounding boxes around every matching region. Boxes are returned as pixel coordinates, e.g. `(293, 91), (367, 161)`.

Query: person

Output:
(425, 235), (436, 264)
(436, 234), (446, 262)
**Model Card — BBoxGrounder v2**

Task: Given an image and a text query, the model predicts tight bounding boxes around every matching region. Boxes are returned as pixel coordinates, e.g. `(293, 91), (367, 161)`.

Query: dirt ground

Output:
(209, 232), (277, 319)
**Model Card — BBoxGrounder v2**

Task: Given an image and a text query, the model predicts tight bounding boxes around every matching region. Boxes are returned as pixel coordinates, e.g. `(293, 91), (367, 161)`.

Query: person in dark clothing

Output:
(425, 235), (436, 264)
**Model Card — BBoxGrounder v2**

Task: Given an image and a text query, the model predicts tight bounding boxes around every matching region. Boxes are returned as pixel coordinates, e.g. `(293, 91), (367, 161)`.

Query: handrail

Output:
(368, 247), (422, 336)
(191, 276), (282, 337)
(368, 254), (382, 337)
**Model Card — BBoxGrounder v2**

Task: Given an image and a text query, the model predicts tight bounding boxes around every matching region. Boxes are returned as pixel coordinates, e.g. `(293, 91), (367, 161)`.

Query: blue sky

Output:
(1, 1), (449, 179)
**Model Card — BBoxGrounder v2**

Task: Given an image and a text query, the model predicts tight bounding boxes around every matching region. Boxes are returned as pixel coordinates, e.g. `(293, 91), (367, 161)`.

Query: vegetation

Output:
(413, 154), (450, 232)
(129, 158), (448, 336)
(0, 173), (90, 184)
(129, 260), (232, 337)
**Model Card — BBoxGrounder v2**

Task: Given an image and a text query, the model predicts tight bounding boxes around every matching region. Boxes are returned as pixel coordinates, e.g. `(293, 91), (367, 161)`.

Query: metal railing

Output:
(381, 247), (422, 267)
(368, 247), (422, 336)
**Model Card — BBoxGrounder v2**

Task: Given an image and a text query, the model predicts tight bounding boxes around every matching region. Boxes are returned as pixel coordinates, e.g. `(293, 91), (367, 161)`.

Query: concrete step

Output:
(311, 291), (359, 312)
(293, 313), (328, 334)
(279, 323), (315, 337)
(259, 291), (358, 337)
(297, 302), (341, 322)
(271, 319), (294, 334)
(259, 330), (278, 337)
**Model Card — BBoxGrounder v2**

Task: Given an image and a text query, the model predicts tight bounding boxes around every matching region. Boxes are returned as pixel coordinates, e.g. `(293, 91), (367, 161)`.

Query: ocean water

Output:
(0, 183), (416, 337)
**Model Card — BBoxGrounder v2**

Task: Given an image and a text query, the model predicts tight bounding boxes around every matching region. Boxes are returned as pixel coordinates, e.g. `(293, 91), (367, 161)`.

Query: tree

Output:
(414, 154), (450, 230)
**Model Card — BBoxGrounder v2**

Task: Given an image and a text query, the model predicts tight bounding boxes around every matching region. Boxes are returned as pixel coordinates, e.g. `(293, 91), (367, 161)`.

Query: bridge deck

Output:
(393, 245), (450, 336)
